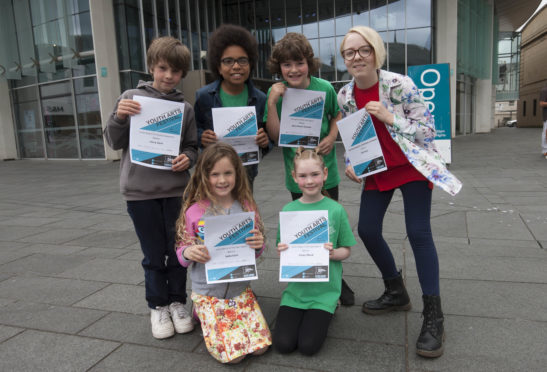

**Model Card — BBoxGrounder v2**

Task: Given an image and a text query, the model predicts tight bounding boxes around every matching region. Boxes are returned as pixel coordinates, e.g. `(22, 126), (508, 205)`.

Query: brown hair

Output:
(267, 33), (320, 76)
(292, 147), (330, 197)
(176, 142), (264, 245)
(147, 36), (191, 77)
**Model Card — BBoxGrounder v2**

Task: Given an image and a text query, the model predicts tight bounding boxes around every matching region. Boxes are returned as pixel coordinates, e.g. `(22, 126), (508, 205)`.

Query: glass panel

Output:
(302, 0), (318, 39)
(387, 30), (405, 74)
(69, 11), (97, 76)
(143, 0), (155, 48)
(336, 35), (349, 81)
(0, 0), (21, 80)
(13, 87), (44, 158)
(200, 0), (209, 57)
(335, 0), (352, 36)
(169, 0), (179, 39)
(189, 0), (199, 69)
(30, 0), (66, 25)
(157, 0), (168, 36)
(387, 0), (404, 30)
(255, 0), (271, 79)
(370, 0), (387, 31)
(318, 0), (334, 38)
(74, 77), (104, 158)
(406, 0), (430, 28)
(406, 27), (431, 67)
(240, 0), (254, 29)
(286, 0), (302, 34)
(40, 82), (78, 158)
(179, 0), (189, 46)
(223, 0), (239, 24)
(353, 0), (370, 27)
(308, 38), (319, 78)
(271, 0), (285, 43)
(33, 18), (72, 83)
(119, 71), (133, 92)
(319, 37), (335, 81)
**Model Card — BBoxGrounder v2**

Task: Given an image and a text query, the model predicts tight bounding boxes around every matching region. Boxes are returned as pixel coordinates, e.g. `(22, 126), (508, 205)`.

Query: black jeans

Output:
(273, 306), (333, 356)
(127, 197), (188, 308)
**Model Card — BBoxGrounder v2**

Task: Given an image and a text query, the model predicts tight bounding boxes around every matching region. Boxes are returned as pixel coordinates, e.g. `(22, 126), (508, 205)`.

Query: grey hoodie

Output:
(104, 81), (198, 201)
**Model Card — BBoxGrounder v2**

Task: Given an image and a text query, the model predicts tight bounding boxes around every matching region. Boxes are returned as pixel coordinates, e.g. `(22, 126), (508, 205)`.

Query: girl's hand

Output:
(324, 242), (333, 255)
(317, 135), (335, 155)
(246, 229), (264, 250)
(268, 83), (287, 106)
(276, 243), (288, 256)
(201, 129), (217, 147)
(345, 164), (362, 184)
(365, 101), (394, 126)
(171, 154), (190, 172)
(115, 99), (141, 120)
(255, 128), (270, 148)
(183, 245), (210, 263)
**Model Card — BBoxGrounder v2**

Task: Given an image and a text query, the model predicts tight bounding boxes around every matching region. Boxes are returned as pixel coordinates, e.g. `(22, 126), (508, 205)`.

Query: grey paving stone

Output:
(434, 239), (547, 259)
(407, 314), (547, 372)
(520, 212), (547, 241)
(0, 247), (33, 265)
(79, 312), (203, 351)
(116, 249), (143, 261)
(18, 228), (95, 244)
(0, 301), (107, 334)
(0, 325), (23, 343)
(0, 253), (92, 275)
(467, 211), (535, 241)
(73, 247), (131, 259)
(0, 225), (49, 241)
(0, 216), (63, 227)
(67, 230), (138, 248)
(255, 296), (280, 328)
(0, 330), (119, 372)
(74, 283), (149, 314)
(57, 257), (144, 284)
(89, 343), (248, 371)
(0, 298), (16, 307)
(251, 269), (286, 299)
(0, 276), (107, 306)
(246, 363), (311, 372)
(431, 211), (468, 238)
(17, 243), (87, 255)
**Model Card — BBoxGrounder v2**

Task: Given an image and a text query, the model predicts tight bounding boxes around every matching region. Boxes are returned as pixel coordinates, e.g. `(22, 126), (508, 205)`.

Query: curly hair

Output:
(267, 33), (320, 76)
(207, 24), (258, 80)
(175, 142), (264, 246)
(147, 36), (191, 77)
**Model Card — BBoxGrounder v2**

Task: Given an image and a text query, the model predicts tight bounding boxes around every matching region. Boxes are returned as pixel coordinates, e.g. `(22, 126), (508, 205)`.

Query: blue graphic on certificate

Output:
(279, 210), (330, 282)
(212, 106), (260, 166)
(336, 108), (387, 178)
(279, 88), (325, 148)
(204, 212), (258, 284)
(129, 95), (184, 170)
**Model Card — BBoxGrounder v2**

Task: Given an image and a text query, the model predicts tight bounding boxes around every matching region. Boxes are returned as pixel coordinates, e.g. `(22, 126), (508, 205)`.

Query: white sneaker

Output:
(169, 302), (194, 334)
(150, 305), (175, 339)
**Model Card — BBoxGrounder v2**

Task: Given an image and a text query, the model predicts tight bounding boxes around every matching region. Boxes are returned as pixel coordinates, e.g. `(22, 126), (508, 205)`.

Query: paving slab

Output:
(0, 225), (49, 241)
(66, 230), (138, 248)
(0, 301), (107, 334)
(57, 257), (144, 284)
(0, 253), (92, 275)
(0, 216), (63, 227)
(466, 211), (535, 241)
(73, 283), (148, 314)
(17, 243), (87, 255)
(0, 330), (119, 372)
(18, 228), (95, 244)
(0, 325), (23, 343)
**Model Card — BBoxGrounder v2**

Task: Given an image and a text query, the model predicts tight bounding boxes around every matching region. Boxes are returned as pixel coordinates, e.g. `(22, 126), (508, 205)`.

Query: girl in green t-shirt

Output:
(273, 148), (356, 356)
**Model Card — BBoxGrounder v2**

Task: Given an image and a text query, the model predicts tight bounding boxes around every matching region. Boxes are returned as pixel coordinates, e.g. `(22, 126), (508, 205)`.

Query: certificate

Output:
(336, 108), (387, 178)
(279, 210), (329, 282)
(279, 88), (326, 148)
(204, 212), (258, 284)
(212, 106), (260, 166)
(129, 96), (184, 170)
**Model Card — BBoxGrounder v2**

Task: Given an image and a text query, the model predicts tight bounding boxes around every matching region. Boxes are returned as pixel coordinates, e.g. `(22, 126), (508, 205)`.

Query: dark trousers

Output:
(127, 197), (187, 308)
(273, 306), (333, 356)
(290, 185), (339, 201)
(358, 181), (440, 295)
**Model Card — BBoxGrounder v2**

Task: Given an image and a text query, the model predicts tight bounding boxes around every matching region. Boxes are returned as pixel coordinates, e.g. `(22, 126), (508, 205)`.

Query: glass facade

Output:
(495, 31), (520, 101)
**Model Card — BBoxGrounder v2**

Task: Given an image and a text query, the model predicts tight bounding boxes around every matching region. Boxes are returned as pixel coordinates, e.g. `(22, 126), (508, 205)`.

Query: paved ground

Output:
(0, 127), (546, 371)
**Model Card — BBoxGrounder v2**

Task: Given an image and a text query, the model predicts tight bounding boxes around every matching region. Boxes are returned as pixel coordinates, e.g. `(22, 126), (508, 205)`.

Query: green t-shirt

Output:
(264, 76), (341, 193)
(276, 197), (357, 314)
(220, 84), (248, 107)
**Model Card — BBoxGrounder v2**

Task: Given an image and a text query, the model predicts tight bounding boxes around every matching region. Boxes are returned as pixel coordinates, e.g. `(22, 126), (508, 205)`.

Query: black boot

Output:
(362, 271), (411, 314)
(340, 278), (355, 306)
(416, 295), (445, 358)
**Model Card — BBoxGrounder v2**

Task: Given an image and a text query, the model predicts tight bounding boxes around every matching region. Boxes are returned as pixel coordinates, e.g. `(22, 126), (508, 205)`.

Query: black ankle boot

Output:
(362, 271), (411, 314)
(416, 295), (445, 358)
(340, 278), (355, 306)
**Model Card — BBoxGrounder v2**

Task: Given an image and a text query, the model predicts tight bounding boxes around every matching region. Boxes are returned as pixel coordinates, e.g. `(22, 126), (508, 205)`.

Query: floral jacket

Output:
(337, 70), (462, 196)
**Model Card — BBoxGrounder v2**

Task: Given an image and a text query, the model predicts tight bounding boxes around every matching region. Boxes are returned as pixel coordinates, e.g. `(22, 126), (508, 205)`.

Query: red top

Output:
(354, 82), (431, 191)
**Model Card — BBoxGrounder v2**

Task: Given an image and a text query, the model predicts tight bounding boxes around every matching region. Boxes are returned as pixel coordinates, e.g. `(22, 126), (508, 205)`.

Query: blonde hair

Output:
(147, 36), (191, 77)
(175, 142), (264, 245)
(292, 147), (330, 197)
(340, 26), (386, 69)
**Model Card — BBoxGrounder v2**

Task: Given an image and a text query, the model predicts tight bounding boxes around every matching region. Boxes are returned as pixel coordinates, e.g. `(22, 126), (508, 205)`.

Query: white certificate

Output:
(279, 210), (329, 282)
(212, 106), (260, 166)
(204, 212), (258, 284)
(279, 88), (326, 148)
(129, 96), (184, 170)
(337, 108), (387, 178)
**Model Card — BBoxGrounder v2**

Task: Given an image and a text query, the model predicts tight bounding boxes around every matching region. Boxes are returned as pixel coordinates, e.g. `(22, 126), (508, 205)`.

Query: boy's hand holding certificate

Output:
(336, 108), (387, 178)
(204, 212), (258, 284)
(129, 96), (184, 170)
(212, 106), (260, 166)
(279, 88), (326, 148)
(279, 210), (330, 282)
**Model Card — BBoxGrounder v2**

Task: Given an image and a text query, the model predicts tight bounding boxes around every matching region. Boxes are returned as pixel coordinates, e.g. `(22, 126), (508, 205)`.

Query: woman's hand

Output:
(245, 229), (264, 250)
(201, 129), (217, 147)
(255, 128), (270, 148)
(345, 164), (362, 184)
(276, 242), (288, 256)
(183, 245), (210, 263)
(171, 154), (190, 172)
(365, 101), (394, 126)
(115, 99), (141, 120)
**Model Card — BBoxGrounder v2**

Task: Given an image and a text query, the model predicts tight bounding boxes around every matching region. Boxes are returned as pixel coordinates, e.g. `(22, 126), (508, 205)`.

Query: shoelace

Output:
(159, 307), (171, 323)
(170, 303), (188, 319)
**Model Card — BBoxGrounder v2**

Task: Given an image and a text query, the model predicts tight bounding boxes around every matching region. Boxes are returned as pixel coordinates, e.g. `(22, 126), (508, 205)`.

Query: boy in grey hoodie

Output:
(104, 36), (198, 340)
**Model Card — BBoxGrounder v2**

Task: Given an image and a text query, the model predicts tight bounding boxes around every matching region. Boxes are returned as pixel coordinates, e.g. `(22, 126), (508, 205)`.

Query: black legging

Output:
(273, 306), (333, 356)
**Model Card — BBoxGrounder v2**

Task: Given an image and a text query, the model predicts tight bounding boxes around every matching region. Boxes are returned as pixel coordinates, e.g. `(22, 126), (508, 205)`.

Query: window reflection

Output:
(406, 0), (431, 28)
(336, 35), (349, 81)
(318, 0), (334, 38)
(13, 87), (44, 158)
(406, 27), (431, 67)
(319, 37), (336, 81)
(388, 0), (405, 30)
(370, 0), (388, 31)
(302, 0), (318, 39)
(74, 77), (104, 159)
(353, 0), (370, 27)
(287, 0), (302, 34)
(387, 30), (405, 74)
